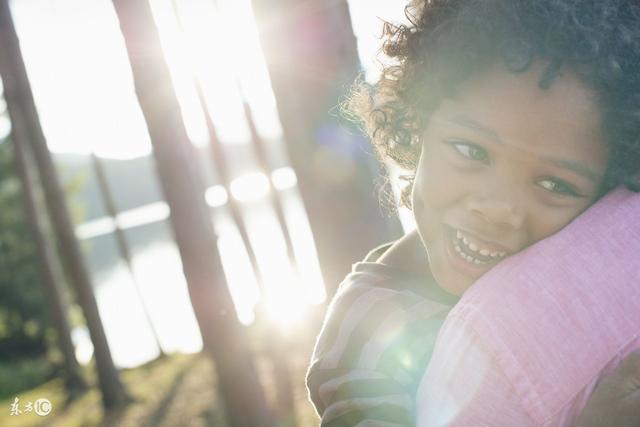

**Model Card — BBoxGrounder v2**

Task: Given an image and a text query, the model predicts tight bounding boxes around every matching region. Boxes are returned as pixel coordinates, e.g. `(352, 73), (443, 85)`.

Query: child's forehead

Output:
(453, 62), (597, 112)
(426, 62), (607, 162)
(435, 62), (603, 131)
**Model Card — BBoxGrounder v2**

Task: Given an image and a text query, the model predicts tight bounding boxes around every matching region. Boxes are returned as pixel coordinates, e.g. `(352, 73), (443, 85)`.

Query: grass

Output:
(0, 349), (319, 427)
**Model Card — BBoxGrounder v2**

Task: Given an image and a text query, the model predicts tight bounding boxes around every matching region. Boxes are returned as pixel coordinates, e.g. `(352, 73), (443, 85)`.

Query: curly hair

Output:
(346, 0), (640, 208)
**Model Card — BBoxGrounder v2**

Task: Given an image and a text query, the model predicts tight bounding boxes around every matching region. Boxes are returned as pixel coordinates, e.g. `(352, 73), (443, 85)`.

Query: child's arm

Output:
(307, 236), (451, 426)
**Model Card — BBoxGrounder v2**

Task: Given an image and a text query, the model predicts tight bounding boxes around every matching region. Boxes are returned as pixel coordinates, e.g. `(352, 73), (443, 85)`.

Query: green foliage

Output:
(0, 357), (55, 400)
(0, 141), (50, 360)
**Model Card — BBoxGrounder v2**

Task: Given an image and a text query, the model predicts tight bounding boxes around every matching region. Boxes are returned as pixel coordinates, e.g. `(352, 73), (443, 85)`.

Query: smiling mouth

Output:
(450, 227), (509, 266)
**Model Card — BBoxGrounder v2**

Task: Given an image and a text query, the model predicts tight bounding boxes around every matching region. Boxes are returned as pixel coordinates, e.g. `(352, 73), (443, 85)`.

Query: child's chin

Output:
(431, 268), (475, 297)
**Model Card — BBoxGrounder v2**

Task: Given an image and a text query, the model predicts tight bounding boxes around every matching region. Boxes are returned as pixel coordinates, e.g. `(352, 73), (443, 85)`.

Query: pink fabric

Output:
(416, 187), (640, 426)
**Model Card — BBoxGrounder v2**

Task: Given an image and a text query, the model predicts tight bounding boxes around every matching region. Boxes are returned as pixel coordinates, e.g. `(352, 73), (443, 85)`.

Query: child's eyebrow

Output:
(446, 115), (501, 142)
(539, 156), (600, 183)
(445, 114), (601, 183)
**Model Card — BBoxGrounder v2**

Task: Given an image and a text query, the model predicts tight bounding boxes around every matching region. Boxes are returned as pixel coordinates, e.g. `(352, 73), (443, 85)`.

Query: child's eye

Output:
(448, 140), (489, 163)
(537, 178), (583, 197)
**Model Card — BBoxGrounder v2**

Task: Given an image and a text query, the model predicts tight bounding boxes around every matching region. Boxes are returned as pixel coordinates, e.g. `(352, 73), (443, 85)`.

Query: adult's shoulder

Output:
(417, 188), (640, 426)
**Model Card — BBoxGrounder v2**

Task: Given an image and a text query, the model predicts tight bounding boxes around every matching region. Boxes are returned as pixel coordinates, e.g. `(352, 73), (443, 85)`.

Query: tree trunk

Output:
(111, 1), (272, 425)
(9, 105), (87, 397)
(90, 153), (165, 358)
(171, 1), (297, 420)
(251, 0), (400, 293)
(0, 0), (129, 409)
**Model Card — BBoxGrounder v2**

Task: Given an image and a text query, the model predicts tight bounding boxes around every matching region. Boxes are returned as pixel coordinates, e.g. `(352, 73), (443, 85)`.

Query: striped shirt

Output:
(307, 243), (459, 426)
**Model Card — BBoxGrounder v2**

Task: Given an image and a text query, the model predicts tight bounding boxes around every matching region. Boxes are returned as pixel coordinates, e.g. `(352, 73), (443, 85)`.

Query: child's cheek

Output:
(419, 155), (461, 210)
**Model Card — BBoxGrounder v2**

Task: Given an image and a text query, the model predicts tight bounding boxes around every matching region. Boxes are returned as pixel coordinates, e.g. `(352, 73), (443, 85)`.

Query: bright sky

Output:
(9, 0), (280, 159)
(347, 0), (410, 81)
(9, 0), (407, 159)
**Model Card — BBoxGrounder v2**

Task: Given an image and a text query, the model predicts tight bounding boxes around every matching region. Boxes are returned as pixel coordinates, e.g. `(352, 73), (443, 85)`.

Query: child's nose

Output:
(466, 188), (526, 230)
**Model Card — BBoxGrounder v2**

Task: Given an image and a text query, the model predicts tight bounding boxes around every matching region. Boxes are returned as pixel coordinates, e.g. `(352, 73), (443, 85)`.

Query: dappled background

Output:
(0, 0), (413, 425)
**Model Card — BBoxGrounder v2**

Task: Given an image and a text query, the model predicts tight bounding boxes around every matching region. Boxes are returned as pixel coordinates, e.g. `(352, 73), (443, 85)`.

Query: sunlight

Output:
(230, 172), (270, 202)
(9, 0), (282, 158)
(0, 115), (11, 141)
(94, 263), (163, 367)
(116, 202), (170, 230)
(214, 0), (283, 140)
(10, 0), (333, 365)
(0, 85), (11, 140)
(347, 0), (410, 82)
(128, 243), (203, 355)
(278, 188), (327, 305)
(263, 290), (308, 330)
(149, 0), (282, 146)
(10, 0), (153, 159)
(271, 166), (298, 190)
(216, 220), (261, 326)
(75, 217), (116, 240)
(70, 240), (207, 368)
(74, 202), (171, 240)
(205, 185), (229, 207)
(242, 199), (312, 330)
(70, 326), (94, 365)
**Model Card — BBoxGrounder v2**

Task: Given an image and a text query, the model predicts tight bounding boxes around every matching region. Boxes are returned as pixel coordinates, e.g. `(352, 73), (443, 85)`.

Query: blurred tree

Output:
(169, 1), (297, 421)
(112, 0), (272, 425)
(251, 0), (401, 293)
(0, 142), (49, 361)
(0, 0), (128, 409)
(11, 112), (87, 395)
(0, 135), (86, 396)
(0, 138), (88, 401)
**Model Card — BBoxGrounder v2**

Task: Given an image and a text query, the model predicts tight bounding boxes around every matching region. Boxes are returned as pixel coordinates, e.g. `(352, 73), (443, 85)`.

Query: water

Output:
(74, 182), (325, 368)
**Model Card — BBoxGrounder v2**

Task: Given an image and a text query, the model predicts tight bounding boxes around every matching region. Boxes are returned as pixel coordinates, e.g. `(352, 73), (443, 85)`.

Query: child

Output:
(307, 0), (640, 424)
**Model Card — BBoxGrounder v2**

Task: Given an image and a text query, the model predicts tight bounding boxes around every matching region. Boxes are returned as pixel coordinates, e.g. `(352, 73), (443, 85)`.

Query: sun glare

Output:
(10, 0), (334, 362)
(263, 290), (308, 331)
(205, 185), (229, 207)
(149, 0), (282, 146)
(9, 0), (282, 158)
(10, 0), (153, 159)
(271, 167), (298, 190)
(230, 172), (270, 202)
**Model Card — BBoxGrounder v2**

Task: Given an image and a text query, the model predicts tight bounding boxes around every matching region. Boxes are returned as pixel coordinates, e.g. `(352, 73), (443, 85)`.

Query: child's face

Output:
(412, 62), (609, 295)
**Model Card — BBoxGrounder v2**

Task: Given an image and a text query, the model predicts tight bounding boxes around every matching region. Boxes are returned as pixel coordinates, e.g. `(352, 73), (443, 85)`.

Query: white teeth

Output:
(454, 241), (488, 265)
(454, 228), (507, 261)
